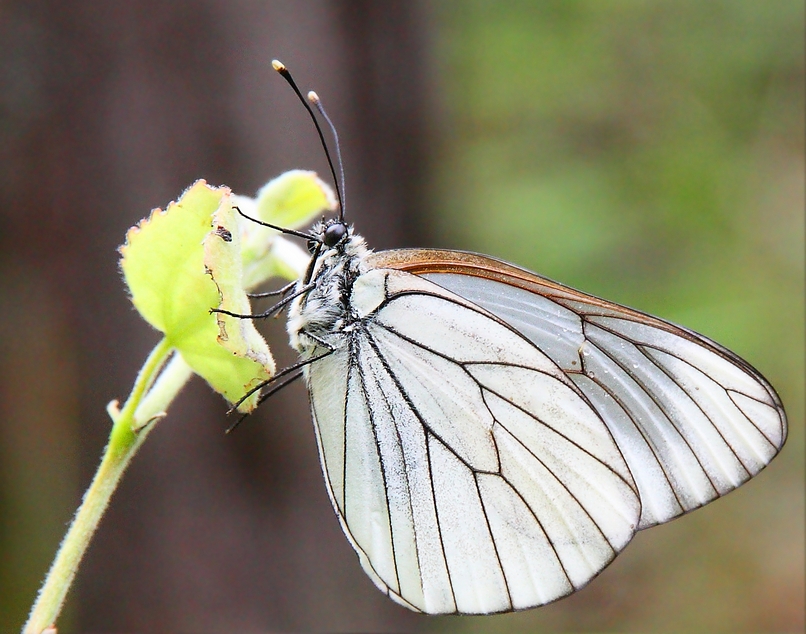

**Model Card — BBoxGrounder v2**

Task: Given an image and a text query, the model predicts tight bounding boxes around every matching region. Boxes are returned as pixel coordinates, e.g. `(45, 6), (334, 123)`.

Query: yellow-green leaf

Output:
(120, 180), (274, 412)
(239, 170), (336, 289)
(255, 169), (337, 227)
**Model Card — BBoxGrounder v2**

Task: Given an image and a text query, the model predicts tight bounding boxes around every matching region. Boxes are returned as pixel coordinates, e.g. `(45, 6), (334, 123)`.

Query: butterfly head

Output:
(308, 218), (353, 255)
(323, 220), (348, 247)
(301, 218), (368, 293)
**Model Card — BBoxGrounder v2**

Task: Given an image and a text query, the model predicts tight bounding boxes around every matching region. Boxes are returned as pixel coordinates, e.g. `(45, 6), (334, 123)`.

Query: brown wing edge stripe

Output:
(369, 248), (787, 439)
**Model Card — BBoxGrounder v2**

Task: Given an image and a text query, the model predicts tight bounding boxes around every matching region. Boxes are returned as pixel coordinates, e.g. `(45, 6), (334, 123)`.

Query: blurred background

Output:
(0, 1), (802, 632)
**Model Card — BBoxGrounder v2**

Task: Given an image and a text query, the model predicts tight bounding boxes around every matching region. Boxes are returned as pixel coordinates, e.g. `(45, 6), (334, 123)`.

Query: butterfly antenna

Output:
(308, 91), (346, 221)
(272, 59), (344, 218)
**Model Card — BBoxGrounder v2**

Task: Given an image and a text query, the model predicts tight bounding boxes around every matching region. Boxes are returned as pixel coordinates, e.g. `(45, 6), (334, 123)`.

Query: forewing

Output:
(368, 249), (787, 529)
(306, 269), (641, 614)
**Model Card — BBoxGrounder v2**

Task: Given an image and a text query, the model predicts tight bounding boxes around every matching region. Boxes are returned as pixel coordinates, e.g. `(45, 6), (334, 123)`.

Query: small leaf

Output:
(256, 169), (337, 228)
(120, 180), (274, 412)
(264, 236), (312, 282)
(238, 170), (336, 289)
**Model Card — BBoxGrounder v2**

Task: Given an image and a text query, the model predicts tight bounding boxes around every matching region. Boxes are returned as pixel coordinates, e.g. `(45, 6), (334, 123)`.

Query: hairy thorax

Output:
(287, 232), (370, 357)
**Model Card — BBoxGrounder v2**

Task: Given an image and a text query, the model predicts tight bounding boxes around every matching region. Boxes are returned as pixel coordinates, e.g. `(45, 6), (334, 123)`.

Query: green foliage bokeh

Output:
(430, 1), (804, 632)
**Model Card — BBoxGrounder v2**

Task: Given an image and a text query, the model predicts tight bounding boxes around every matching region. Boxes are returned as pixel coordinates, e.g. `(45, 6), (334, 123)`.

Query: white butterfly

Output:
(253, 60), (787, 616)
(281, 220), (786, 615)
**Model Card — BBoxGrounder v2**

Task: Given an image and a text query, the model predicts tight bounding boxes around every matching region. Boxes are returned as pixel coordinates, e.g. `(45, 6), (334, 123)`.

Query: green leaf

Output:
(238, 170), (336, 289)
(255, 169), (337, 227)
(120, 180), (274, 412)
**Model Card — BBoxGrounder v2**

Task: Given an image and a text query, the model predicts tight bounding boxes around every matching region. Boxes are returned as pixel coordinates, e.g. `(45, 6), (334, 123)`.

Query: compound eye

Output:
(323, 222), (347, 247)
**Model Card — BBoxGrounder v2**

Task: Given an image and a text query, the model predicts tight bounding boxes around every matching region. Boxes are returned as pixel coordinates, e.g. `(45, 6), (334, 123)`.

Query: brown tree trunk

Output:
(0, 1), (432, 631)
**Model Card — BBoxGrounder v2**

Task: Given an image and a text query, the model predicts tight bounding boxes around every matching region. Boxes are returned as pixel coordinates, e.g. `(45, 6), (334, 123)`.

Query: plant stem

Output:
(22, 338), (186, 634)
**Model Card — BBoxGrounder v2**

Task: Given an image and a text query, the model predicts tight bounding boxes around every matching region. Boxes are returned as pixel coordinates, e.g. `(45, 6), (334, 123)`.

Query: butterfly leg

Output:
(225, 330), (336, 433)
(211, 282), (316, 319)
(248, 280), (296, 299)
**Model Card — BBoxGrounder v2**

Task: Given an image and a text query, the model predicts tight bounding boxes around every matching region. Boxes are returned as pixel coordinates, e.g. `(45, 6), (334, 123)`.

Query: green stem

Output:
(22, 338), (184, 634)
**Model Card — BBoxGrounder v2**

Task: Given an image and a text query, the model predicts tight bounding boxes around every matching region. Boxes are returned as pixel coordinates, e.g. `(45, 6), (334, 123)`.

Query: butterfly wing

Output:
(306, 266), (642, 615)
(368, 249), (787, 530)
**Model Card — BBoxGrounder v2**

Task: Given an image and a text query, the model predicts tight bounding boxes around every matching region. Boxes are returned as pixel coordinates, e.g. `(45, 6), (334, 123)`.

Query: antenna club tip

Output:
(307, 90), (320, 104)
(271, 59), (286, 72)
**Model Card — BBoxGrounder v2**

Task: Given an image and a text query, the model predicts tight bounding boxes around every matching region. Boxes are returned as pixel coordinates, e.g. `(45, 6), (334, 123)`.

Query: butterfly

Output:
(249, 61), (787, 615)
